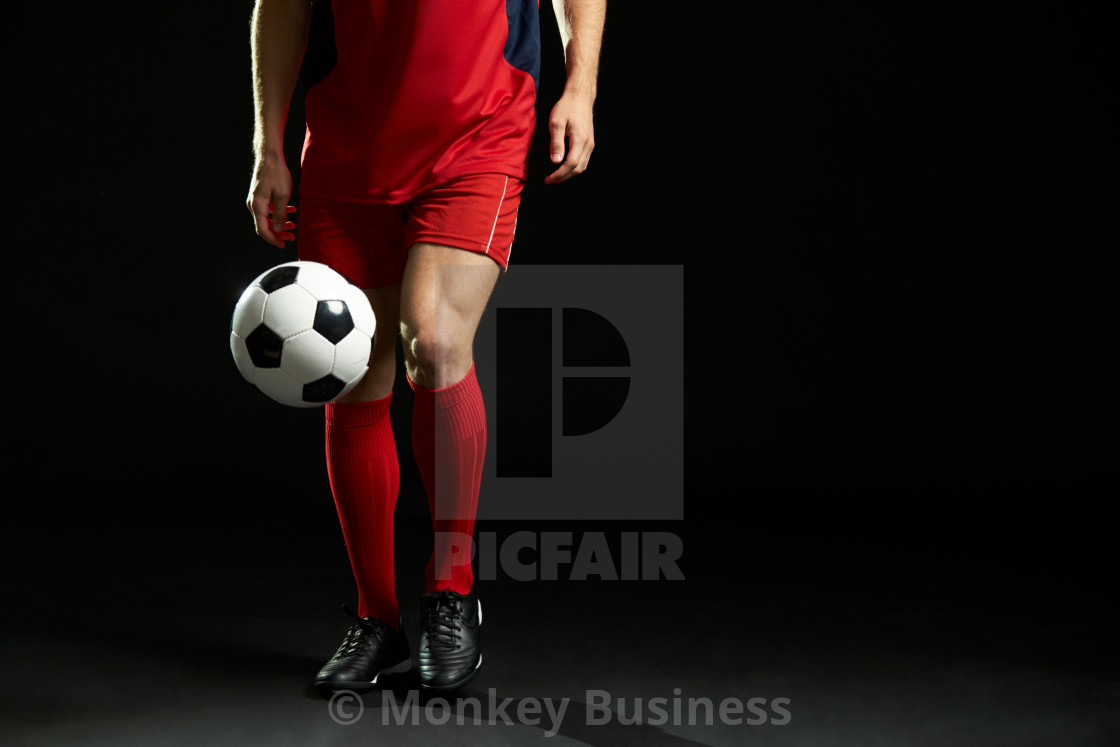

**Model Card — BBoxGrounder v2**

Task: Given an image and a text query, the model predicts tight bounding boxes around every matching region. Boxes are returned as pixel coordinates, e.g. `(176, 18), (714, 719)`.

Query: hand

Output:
(246, 152), (296, 248)
(544, 90), (596, 184)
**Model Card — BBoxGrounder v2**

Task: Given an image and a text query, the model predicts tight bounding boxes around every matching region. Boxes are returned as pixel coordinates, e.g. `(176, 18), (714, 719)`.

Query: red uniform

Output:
(299, 2), (545, 626)
(296, 0), (540, 287)
(299, 0), (541, 203)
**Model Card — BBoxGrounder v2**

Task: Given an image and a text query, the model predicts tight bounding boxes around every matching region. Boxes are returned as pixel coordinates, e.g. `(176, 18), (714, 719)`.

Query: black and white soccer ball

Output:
(230, 261), (375, 407)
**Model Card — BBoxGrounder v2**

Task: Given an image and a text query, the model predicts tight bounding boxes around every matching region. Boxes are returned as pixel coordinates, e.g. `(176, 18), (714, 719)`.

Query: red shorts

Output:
(297, 173), (522, 289)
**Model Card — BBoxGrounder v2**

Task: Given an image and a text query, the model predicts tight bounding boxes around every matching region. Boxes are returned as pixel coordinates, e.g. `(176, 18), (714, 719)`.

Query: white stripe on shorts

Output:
(505, 208), (518, 269)
(484, 176), (509, 255)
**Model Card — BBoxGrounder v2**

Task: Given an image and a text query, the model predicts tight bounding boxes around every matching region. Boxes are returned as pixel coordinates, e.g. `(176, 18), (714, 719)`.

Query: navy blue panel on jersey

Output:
(504, 0), (541, 89)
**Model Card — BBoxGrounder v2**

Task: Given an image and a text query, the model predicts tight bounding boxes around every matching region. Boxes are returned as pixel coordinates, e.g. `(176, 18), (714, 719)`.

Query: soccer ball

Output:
(230, 261), (375, 407)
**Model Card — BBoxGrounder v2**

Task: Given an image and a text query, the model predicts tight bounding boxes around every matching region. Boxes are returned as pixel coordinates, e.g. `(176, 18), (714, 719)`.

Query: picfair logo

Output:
(470, 265), (684, 521)
(496, 306), (632, 476)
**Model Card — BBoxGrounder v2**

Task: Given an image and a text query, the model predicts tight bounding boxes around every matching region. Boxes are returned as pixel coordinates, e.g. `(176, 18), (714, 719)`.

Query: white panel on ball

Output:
(253, 367), (307, 408)
(229, 332), (255, 384)
(294, 261), (351, 300)
(230, 285), (269, 337)
(332, 331), (371, 381)
(341, 283), (376, 338)
(282, 330), (337, 384)
(262, 284), (317, 339)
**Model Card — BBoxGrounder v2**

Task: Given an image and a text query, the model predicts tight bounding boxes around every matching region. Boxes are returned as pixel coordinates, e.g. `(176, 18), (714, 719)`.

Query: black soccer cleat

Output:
(418, 589), (483, 692)
(315, 603), (411, 695)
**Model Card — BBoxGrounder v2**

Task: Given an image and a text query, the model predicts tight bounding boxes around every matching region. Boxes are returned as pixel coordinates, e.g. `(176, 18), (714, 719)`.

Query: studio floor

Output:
(3, 489), (1117, 747)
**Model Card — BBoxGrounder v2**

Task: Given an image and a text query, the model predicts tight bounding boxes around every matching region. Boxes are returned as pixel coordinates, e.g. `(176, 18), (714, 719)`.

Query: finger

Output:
(278, 208), (297, 244)
(545, 136), (590, 184)
(269, 204), (297, 240)
(544, 161), (574, 184)
(567, 134), (592, 176)
(252, 197), (282, 248)
(270, 193), (291, 233)
(268, 205), (296, 245)
(572, 127), (593, 159)
(549, 119), (567, 164)
(545, 150), (580, 183)
(576, 141), (594, 174)
(546, 135), (576, 183)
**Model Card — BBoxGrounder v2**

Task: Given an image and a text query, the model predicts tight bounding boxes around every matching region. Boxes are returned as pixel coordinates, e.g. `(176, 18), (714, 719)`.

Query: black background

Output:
(4, 0), (1117, 680)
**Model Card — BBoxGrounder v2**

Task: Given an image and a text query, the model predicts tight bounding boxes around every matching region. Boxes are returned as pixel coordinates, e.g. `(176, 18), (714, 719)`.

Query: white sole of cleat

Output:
(371, 657), (413, 684)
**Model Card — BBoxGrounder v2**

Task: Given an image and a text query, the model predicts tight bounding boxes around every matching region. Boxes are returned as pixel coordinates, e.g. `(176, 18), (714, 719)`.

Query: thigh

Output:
(401, 243), (500, 339)
(400, 243), (500, 386)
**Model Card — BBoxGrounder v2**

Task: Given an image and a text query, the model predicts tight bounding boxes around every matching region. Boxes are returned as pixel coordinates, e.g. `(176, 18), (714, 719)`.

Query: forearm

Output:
(552, 0), (606, 100)
(250, 0), (312, 159)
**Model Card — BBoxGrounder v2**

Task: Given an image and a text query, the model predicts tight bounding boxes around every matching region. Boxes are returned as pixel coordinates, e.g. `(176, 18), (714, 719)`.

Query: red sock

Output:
(324, 394), (400, 626)
(409, 363), (486, 594)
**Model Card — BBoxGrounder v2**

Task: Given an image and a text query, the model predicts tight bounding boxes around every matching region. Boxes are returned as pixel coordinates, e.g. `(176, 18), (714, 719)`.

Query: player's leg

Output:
(397, 173), (520, 692)
(401, 242), (497, 692)
(401, 243), (499, 389)
(402, 243), (497, 594)
(324, 283), (402, 626)
(298, 196), (411, 694)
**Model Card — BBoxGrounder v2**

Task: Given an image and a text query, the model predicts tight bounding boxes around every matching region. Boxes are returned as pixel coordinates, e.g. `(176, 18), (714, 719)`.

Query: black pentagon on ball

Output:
(258, 265), (300, 293)
(245, 325), (284, 368)
(314, 300), (355, 344)
(304, 374), (347, 403)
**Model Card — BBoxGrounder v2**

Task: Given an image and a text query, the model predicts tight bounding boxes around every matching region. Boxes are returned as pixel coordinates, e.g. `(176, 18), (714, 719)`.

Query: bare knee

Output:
(401, 322), (472, 389)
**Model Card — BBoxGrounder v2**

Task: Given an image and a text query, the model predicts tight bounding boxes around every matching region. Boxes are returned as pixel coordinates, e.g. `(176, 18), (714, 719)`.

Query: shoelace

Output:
(333, 603), (384, 661)
(424, 592), (466, 653)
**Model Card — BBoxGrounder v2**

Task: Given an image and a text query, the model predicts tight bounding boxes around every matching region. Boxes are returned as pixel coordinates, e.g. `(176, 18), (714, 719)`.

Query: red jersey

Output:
(298, 0), (541, 204)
